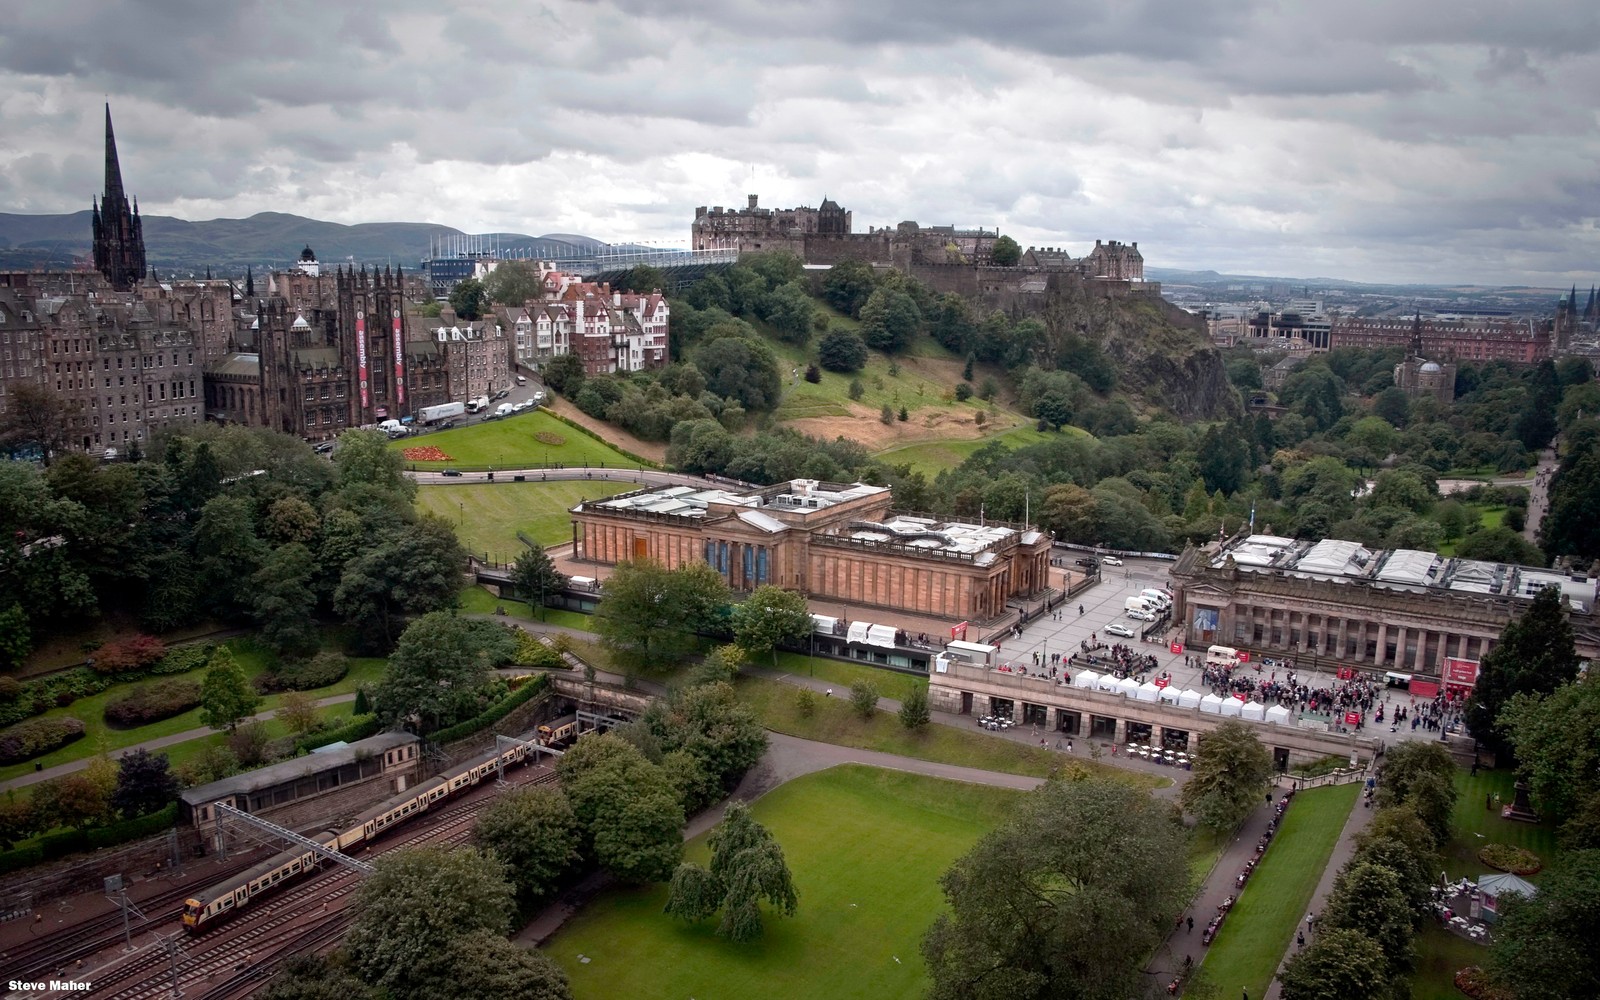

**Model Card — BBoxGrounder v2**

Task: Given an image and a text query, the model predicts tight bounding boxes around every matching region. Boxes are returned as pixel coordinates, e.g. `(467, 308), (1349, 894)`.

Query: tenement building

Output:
(570, 479), (1053, 619)
(1330, 315), (1551, 363)
(1170, 534), (1600, 680)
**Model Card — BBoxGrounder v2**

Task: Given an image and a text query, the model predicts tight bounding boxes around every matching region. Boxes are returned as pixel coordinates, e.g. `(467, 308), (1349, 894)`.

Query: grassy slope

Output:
(734, 674), (1165, 790)
(544, 765), (1022, 1000)
(0, 642), (386, 784)
(876, 425), (1088, 478)
(1200, 783), (1361, 999)
(388, 410), (640, 469)
(416, 480), (640, 560)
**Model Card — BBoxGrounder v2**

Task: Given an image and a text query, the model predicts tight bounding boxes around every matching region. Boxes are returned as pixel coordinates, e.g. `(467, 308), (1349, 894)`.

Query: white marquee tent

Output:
(1136, 681), (1162, 702)
(1158, 685), (1183, 705)
(1265, 705), (1292, 725)
(1219, 696), (1243, 718)
(1076, 669), (1101, 689)
(1240, 701), (1266, 722)
(1179, 689), (1204, 709)
(1199, 693), (1225, 714)
(1116, 676), (1142, 698)
(1097, 673), (1122, 693)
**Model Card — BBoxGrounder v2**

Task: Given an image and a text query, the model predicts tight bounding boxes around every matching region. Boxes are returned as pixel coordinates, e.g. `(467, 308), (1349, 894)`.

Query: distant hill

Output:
(0, 210), (625, 275)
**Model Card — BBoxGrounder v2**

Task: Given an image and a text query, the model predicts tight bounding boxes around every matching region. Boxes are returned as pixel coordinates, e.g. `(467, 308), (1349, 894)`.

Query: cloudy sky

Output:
(1, 0), (1597, 286)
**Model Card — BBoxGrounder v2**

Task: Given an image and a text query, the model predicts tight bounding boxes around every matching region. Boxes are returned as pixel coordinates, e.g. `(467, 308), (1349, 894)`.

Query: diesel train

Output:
(181, 724), (569, 931)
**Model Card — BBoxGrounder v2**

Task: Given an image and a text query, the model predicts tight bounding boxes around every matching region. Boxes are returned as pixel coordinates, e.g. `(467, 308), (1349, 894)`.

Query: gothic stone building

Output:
(91, 105), (146, 291)
(571, 479), (1053, 620)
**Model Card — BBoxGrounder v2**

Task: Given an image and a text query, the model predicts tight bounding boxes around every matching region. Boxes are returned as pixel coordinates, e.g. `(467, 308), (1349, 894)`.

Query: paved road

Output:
(0, 693), (359, 793)
(1520, 445), (1558, 544)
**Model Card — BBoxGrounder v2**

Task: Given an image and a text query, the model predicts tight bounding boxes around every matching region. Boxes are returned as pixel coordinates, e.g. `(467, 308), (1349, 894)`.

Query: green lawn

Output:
(733, 675), (1165, 789)
(544, 765), (1022, 1000)
(390, 410), (642, 469)
(1200, 783), (1361, 999)
(1408, 922), (1490, 1000)
(767, 652), (928, 704)
(417, 480), (640, 561)
(875, 425), (1082, 477)
(0, 640), (387, 785)
(768, 338), (1024, 427)
(458, 585), (593, 633)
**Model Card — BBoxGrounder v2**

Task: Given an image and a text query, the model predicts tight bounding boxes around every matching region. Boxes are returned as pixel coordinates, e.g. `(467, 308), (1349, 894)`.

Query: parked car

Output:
(1105, 622), (1135, 638)
(441, 469), (463, 477)
(1125, 609), (1156, 622)
(313, 441), (335, 454)
(493, 388), (511, 401)
(1075, 557), (1099, 569)
(516, 375), (527, 384)
(512, 401), (531, 412)
(1101, 555), (1124, 566)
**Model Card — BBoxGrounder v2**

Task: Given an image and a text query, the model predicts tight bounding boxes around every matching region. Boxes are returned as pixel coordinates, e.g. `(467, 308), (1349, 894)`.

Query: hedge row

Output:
(104, 679), (203, 727)
(294, 714), (382, 755)
(430, 673), (549, 745)
(90, 635), (168, 675)
(0, 716), (87, 764)
(0, 802), (179, 876)
(0, 643), (215, 728)
(151, 644), (212, 676)
(256, 652), (348, 694)
(541, 409), (661, 470)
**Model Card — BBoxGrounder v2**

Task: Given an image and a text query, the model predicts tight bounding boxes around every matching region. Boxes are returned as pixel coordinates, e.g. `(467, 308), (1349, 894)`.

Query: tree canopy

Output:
(730, 585), (812, 665)
(1278, 927), (1394, 1000)
(1466, 585), (1580, 757)
(593, 559), (731, 676)
(473, 784), (580, 901)
(922, 778), (1187, 1000)
(376, 612), (516, 732)
(199, 646), (260, 732)
(1500, 676), (1600, 839)
(1180, 720), (1274, 833)
(664, 801), (798, 941)
(556, 732), (685, 883)
(1487, 848), (1600, 1000)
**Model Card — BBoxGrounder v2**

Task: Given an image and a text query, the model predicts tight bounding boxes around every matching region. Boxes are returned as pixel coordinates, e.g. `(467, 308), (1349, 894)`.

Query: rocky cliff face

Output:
(982, 276), (1241, 421)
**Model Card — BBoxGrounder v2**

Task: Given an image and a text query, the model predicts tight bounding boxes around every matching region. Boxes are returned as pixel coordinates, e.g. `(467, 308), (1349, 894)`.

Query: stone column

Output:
(1375, 623), (1389, 666)
(1112, 718), (1126, 744)
(1392, 626), (1407, 670)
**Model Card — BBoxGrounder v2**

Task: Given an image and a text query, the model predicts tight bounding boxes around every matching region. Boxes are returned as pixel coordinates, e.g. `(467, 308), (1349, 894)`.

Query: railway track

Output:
(36, 767), (557, 1000)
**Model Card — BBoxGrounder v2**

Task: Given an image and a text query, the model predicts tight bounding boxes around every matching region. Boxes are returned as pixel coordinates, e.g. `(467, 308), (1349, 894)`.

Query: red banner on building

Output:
(951, 621), (969, 641)
(392, 309), (405, 406)
(1344, 711), (1362, 726)
(1235, 650), (1250, 663)
(1169, 642), (1184, 655)
(1443, 657), (1480, 689)
(356, 314), (369, 409)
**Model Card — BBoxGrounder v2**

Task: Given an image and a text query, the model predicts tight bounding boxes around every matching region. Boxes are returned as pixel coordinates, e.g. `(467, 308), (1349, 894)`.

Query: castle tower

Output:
(91, 104), (147, 290)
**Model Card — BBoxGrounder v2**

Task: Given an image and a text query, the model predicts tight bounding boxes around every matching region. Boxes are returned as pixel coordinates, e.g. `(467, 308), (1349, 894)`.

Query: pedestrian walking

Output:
(1186, 915), (1193, 933)
(1297, 930), (1306, 948)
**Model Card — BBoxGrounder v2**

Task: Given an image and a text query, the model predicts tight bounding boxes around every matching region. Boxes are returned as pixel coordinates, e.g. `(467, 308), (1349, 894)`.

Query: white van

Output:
(1124, 596), (1157, 614)
(1206, 645), (1240, 669)
(516, 375), (527, 384)
(1140, 588), (1172, 609)
(377, 418), (407, 438)
(494, 402), (514, 418)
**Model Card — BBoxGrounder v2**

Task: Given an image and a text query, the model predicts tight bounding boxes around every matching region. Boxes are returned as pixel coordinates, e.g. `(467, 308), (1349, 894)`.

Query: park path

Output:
(0, 693), (358, 793)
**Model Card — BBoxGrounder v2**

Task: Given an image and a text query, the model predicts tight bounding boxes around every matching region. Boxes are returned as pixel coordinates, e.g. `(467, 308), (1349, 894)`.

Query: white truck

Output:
(465, 396), (490, 414)
(418, 401), (465, 424)
(494, 402), (514, 418)
(376, 419), (409, 439)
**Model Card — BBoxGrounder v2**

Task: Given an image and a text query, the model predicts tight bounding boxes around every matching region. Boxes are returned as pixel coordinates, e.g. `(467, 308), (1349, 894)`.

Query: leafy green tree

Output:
(690, 334), (783, 410)
(480, 260), (544, 305)
(850, 679), (879, 719)
(0, 381), (78, 465)
(556, 732), (684, 883)
(510, 541), (567, 618)
(1466, 585), (1580, 758)
(1435, 499), (1470, 541)
(821, 257), (876, 317)
(473, 784), (580, 901)
(899, 684), (931, 730)
(1349, 811), (1441, 922)
(923, 778), (1187, 1000)
(0, 603), (30, 670)
(334, 516), (465, 649)
(1500, 678), (1600, 827)
(762, 281), (816, 346)
(542, 352), (586, 395)
(1454, 525), (1543, 565)
(377, 612), (515, 731)
(110, 749), (180, 819)
(1486, 848), (1600, 1000)
(1541, 447), (1600, 561)
(1278, 927), (1393, 1000)
(1279, 366), (1346, 431)
(731, 585), (813, 665)
(259, 955), (376, 1000)
(448, 277), (487, 320)
(333, 429), (415, 499)
(1018, 368), (1088, 431)
(990, 235), (1021, 266)
(664, 802), (798, 942)
(593, 560), (731, 676)
(1198, 424), (1250, 495)
(1373, 386), (1412, 427)
(1374, 740), (1458, 845)
(193, 494), (268, 618)
(1180, 720), (1274, 833)
(345, 846), (514, 996)
(629, 681), (766, 811)
(665, 418), (734, 475)
(199, 647), (260, 732)
(817, 329), (869, 372)
(252, 542), (320, 657)
(423, 929), (572, 1000)
(859, 288), (921, 353)
(1319, 861), (1416, 973)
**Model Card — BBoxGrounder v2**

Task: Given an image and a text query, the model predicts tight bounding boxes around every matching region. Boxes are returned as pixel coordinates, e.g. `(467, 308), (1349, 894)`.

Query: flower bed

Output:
(534, 431), (566, 446)
(1455, 966), (1513, 1000)
(1477, 843), (1542, 875)
(402, 445), (454, 462)
(0, 716), (87, 764)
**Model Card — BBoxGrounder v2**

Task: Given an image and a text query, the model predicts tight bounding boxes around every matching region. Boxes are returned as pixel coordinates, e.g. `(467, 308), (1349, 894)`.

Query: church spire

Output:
(104, 103), (126, 206)
(92, 103), (146, 290)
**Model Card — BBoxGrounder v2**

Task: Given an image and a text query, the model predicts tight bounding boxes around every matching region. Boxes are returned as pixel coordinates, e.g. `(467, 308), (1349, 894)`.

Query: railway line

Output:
(18, 766), (557, 1000)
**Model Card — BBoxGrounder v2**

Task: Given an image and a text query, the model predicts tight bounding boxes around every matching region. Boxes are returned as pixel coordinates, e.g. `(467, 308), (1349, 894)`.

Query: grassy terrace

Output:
(875, 424), (1083, 478)
(1199, 783), (1361, 999)
(390, 409), (641, 469)
(545, 765), (1022, 1000)
(416, 479), (640, 560)
(0, 640), (386, 785)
